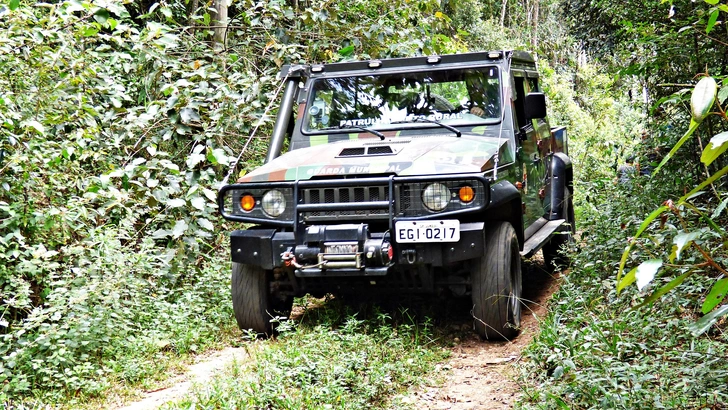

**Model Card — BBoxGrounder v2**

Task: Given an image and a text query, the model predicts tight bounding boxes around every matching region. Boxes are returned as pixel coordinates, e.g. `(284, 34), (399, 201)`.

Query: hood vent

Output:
(367, 146), (393, 155)
(338, 146), (394, 157)
(340, 148), (366, 156)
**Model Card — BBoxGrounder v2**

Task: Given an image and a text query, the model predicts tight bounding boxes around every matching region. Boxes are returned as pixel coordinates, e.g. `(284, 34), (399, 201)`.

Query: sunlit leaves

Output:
(673, 231), (700, 261)
(701, 131), (728, 166)
(690, 77), (716, 123)
(706, 9), (719, 34)
(690, 304), (728, 336)
(702, 278), (728, 314)
(635, 260), (663, 291)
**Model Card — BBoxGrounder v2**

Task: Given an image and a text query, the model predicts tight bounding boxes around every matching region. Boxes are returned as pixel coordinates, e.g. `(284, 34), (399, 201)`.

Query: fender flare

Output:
(549, 152), (573, 220)
(488, 180), (525, 249)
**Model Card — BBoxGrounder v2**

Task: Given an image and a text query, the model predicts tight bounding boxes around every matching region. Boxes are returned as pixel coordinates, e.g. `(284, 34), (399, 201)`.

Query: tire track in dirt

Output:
(405, 259), (562, 409)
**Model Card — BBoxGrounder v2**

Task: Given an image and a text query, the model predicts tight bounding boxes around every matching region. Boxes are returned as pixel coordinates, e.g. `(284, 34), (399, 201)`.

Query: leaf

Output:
(180, 107), (201, 125)
(701, 131), (728, 166)
(617, 266), (638, 292)
(704, 0), (719, 6)
(702, 278), (728, 314)
(635, 270), (695, 309)
(197, 218), (214, 231)
(208, 148), (229, 166)
(673, 231), (700, 261)
(339, 45), (355, 57)
(712, 197), (728, 219)
(93, 8), (110, 24)
(718, 85), (728, 104)
(9, 0), (19, 11)
(168, 198), (186, 208)
(190, 196), (205, 210)
(617, 205), (670, 286)
(82, 25), (99, 37)
(23, 120), (45, 135)
(690, 304), (728, 336)
(171, 220), (188, 238)
(679, 164), (728, 204)
(706, 9), (719, 34)
(635, 259), (663, 291)
(691, 77), (717, 122)
(152, 229), (171, 239)
(186, 153), (205, 168)
(652, 119), (700, 175)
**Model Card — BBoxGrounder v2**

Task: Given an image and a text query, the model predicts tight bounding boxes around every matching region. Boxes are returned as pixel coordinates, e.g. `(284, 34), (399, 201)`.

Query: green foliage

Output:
(617, 76), (728, 334)
(0, 0), (463, 403)
(167, 301), (447, 409)
(518, 178), (728, 409)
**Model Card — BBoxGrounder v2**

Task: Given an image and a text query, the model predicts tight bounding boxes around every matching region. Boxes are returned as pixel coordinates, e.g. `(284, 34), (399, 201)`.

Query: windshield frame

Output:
(300, 65), (504, 136)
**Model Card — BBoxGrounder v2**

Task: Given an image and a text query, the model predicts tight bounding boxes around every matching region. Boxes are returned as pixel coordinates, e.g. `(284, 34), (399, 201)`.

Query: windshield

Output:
(303, 66), (501, 133)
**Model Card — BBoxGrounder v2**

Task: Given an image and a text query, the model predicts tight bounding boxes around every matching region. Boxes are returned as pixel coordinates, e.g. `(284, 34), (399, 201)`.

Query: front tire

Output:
(471, 222), (522, 340)
(231, 263), (277, 335)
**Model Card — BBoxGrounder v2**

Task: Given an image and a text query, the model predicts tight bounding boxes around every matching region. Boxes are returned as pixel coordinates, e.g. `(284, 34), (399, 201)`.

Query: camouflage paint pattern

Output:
(238, 134), (509, 183)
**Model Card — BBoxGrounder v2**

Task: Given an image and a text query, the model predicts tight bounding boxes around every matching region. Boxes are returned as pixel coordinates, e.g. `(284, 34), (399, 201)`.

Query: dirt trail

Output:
(116, 347), (250, 410)
(405, 261), (561, 409)
(118, 261), (560, 410)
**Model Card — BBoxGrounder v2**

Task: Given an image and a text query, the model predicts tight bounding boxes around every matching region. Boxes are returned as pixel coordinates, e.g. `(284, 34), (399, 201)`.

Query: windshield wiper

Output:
(322, 125), (385, 140)
(391, 118), (462, 138)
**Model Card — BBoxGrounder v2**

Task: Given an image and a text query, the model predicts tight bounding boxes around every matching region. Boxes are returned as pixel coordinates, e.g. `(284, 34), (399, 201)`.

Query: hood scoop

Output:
(338, 146), (393, 157)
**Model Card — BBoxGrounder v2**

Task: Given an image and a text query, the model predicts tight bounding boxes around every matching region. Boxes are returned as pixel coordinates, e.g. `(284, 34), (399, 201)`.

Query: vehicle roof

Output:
(280, 50), (535, 79)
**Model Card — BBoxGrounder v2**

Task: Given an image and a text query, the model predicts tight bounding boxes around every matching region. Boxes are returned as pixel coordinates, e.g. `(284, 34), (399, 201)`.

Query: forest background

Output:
(1, 0), (727, 408)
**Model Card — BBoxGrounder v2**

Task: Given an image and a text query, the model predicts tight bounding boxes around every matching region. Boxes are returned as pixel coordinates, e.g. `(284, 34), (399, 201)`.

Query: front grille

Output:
(302, 186), (390, 221)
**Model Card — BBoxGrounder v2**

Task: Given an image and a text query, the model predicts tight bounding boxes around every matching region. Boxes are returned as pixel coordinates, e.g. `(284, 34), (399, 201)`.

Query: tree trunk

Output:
(531, 0), (539, 48)
(500, 0), (507, 27)
(186, 0), (199, 26)
(213, 0), (228, 48)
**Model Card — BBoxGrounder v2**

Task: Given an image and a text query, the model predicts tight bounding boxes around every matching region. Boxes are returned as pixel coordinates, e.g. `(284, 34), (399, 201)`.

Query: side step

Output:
(520, 219), (567, 258)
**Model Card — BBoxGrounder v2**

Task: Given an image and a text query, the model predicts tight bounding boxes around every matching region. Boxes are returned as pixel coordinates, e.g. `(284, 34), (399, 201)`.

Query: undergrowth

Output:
(166, 299), (448, 409)
(517, 174), (728, 409)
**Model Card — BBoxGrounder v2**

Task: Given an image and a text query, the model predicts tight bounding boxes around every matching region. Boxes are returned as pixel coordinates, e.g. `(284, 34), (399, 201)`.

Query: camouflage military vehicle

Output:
(218, 50), (573, 339)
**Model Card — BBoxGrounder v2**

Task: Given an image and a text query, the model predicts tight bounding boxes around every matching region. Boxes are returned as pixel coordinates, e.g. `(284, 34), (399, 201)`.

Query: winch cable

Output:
(221, 71), (291, 187)
(492, 50), (512, 180)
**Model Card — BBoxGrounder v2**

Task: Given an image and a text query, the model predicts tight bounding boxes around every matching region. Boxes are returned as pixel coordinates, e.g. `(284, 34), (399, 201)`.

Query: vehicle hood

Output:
(238, 134), (508, 182)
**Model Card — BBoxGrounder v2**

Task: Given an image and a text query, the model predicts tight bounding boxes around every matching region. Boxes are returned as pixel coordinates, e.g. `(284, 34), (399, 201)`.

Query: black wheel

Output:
(231, 263), (290, 335)
(543, 187), (575, 270)
(471, 221), (522, 340)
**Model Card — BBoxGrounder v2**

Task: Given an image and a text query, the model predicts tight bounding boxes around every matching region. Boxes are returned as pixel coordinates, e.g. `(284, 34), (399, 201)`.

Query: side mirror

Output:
(525, 92), (547, 120)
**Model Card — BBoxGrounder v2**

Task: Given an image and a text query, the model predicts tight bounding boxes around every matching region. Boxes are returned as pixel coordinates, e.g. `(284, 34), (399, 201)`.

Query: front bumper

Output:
(230, 222), (485, 277)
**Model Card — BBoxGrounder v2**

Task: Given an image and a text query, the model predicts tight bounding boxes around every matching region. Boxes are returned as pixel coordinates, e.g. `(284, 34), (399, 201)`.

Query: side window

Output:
(528, 77), (539, 92)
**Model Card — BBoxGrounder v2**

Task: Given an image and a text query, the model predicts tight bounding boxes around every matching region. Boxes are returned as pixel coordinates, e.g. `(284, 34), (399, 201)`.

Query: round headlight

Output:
(261, 190), (286, 217)
(422, 183), (451, 211)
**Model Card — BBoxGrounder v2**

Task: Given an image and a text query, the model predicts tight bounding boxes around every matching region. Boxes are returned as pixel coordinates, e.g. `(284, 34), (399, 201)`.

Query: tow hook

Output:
(281, 248), (299, 268)
(403, 249), (417, 264)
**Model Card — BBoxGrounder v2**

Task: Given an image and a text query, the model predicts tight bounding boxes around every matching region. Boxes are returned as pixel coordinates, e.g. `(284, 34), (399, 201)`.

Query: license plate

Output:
(394, 220), (460, 243)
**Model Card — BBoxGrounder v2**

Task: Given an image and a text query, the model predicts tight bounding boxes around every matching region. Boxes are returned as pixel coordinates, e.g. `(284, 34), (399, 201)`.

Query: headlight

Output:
(422, 183), (451, 211)
(261, 190), (286, 217)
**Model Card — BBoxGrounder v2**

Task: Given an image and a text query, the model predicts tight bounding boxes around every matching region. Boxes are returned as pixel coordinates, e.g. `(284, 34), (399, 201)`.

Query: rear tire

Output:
(231, 263), (280, 335)
(543, 187), (575, 270)
(471, 222), (522, 340)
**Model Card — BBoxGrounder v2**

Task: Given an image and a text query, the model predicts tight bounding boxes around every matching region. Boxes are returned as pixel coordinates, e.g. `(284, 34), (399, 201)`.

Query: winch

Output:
(288, 224), (393, 276)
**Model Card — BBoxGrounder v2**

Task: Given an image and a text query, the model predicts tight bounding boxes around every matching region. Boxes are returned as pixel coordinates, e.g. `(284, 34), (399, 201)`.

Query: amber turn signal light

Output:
(458, 186), (475, 203)
(240, 194), (255, 212)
